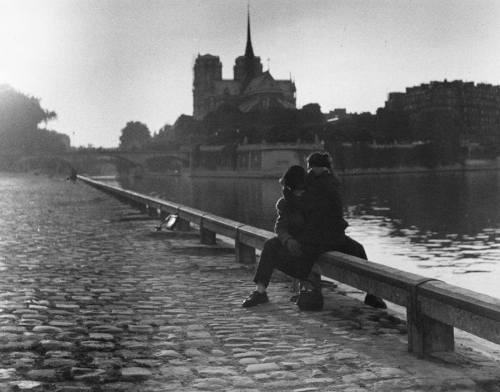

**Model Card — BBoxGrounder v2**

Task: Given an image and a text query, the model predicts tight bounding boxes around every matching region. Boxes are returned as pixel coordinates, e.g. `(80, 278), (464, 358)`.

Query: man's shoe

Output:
(364, 294), (387, 309)
(242, 291), (269, 308)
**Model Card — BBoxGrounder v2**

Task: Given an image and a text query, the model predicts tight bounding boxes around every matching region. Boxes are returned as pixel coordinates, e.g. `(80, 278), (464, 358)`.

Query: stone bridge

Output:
(13, 149), (190, 175)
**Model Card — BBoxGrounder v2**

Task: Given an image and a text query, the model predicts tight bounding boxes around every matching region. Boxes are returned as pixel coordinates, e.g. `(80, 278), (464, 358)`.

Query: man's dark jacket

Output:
(297, 169), (348, 249)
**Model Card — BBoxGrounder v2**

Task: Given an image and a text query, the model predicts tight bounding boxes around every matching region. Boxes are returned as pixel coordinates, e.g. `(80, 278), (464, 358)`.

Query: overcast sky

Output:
(1, 0), (499, 147)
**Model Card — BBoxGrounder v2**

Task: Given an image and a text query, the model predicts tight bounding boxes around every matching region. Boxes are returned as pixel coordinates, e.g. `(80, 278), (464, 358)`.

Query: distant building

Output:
(324, 108), (348, 122)
(193, 11), (296, 120)
(184, 142), (322, 175)
(384, 80), (500, 147)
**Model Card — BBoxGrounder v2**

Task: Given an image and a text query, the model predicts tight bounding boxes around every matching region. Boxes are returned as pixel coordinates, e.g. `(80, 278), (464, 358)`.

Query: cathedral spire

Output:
(244, 5), (255, 58)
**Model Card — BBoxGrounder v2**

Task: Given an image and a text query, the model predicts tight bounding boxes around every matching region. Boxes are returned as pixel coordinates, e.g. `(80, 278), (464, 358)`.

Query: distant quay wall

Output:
(140, 159), (500, 180)
(3, 145), (499, 178)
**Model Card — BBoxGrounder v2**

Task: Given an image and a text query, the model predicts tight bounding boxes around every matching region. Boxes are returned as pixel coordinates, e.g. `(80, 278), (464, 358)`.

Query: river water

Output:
(112, 170), (500, 299)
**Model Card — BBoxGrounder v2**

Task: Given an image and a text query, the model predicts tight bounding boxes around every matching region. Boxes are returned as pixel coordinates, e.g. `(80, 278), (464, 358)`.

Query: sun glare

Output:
(0, 1), (59, 88)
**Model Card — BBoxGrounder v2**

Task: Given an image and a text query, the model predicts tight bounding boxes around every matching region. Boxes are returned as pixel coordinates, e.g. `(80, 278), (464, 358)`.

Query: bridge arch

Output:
(14, 150), (190, 176)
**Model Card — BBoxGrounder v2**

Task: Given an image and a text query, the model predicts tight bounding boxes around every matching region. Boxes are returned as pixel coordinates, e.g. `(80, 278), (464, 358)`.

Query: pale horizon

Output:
(1, 0), (499, 148)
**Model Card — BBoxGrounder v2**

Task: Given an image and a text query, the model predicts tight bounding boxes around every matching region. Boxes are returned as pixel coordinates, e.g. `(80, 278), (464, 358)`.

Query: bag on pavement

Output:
(296, 289), (323, 311)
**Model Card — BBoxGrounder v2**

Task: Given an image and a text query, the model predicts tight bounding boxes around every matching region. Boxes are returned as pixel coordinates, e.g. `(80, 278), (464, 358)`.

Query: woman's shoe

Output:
(242, 291), (269, 308)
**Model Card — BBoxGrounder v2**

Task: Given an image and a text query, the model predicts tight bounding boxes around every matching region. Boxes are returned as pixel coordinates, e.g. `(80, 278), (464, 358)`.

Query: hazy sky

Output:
(1, 0), (499, 147)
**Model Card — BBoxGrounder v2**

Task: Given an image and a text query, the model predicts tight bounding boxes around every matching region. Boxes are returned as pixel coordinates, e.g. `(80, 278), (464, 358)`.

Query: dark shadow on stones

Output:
(54, 197), (108, 207)
(169, 245), (235, 256)
(198, 264), (249, 273)
(146, 231), (201, 240)
(116, 216), (159, 222)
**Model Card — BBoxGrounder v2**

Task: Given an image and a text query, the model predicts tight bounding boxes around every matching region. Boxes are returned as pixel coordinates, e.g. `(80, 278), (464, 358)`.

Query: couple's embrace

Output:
(242, 152), (386, 311)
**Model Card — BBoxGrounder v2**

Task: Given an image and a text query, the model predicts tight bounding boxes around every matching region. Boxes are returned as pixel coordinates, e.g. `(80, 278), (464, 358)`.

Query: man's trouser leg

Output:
(342, 236), (386, 308)
(253, 237), (313, 288)
(301, 264), (322, 292)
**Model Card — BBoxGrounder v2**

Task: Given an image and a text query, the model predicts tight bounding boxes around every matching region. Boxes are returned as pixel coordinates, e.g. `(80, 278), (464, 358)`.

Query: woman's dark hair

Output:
(306, 152), (332, 169)
(279, 165), (306, 190)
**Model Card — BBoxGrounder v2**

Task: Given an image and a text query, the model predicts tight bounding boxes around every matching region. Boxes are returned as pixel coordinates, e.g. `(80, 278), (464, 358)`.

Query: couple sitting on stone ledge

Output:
(242, 152), (386, 311)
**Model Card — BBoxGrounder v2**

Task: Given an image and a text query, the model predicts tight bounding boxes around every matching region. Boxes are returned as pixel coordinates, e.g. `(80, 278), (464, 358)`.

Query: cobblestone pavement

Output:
(0, 174), (499, 392)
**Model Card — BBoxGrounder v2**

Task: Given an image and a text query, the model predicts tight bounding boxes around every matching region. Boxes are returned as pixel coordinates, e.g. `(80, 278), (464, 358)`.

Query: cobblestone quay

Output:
(0, 174), (499, 391)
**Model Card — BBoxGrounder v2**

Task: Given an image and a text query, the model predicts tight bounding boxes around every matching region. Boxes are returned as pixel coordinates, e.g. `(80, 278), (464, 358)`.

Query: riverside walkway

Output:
(0, 174), (499, 392)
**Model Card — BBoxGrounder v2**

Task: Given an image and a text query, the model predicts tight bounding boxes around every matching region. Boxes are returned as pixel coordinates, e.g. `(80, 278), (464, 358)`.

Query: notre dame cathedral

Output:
(192, 12), (296, 120)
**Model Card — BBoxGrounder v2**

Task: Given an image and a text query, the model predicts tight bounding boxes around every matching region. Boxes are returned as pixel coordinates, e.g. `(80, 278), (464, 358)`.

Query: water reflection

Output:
(117, 171), (500, 298)
(119, 176), (281, 231)
(343, 172), (500, 236)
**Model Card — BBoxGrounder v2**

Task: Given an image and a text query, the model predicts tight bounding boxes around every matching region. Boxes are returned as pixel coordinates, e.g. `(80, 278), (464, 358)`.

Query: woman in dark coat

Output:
(242, 165), (316, 308)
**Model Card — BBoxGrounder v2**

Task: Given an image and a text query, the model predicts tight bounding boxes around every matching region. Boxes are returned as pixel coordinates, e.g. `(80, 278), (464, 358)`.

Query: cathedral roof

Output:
(275, 79), (296, 94)
(238, 96), (295, 112)
(244, 71), (283, 95)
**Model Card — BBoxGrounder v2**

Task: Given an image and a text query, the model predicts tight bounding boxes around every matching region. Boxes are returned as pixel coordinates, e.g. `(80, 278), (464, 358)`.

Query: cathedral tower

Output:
(193, 54), (222, 119)
(233, 9), (263, 85)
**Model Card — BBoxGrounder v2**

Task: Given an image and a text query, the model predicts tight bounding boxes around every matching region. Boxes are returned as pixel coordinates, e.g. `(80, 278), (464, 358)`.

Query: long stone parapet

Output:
(78, 175), (500, 358)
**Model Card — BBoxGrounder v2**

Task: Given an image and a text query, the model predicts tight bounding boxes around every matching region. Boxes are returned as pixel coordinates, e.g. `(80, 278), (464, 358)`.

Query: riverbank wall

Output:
(79, 175), (500, 356)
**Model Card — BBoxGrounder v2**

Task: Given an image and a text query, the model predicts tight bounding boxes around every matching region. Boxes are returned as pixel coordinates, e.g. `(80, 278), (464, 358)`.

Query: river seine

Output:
(113, 170), (500, 299)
